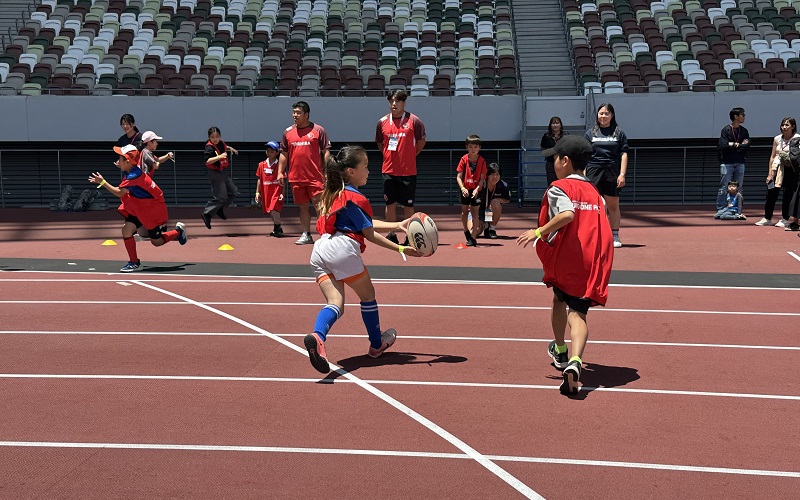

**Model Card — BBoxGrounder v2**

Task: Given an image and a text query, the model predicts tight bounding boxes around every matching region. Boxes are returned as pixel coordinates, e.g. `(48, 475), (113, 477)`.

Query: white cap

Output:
(141, 131), (163, 142)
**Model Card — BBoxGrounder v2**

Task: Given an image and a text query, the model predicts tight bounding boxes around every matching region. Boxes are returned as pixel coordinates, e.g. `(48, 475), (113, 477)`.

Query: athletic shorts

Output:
(585, 167), (620, 197)
(310, 232), (367, 283)
(125, 215), (165, 240)
(460, 191), (483, 207)
(552, 286), (592, 315)
(383, 174), (416, 206)
(291, 180), (324, 205)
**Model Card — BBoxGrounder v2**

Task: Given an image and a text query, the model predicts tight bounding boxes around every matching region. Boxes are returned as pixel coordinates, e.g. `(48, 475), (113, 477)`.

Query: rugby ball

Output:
(407, 212), (438, 257)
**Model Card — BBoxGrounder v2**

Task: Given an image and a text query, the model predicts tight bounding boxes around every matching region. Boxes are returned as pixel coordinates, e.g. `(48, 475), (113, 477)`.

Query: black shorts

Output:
(460, 191), (483, 207)
(586, 167), (620, 197)
(383, 174), (416, 206)
(552, 286), (592, 315)
(124, 215), (165, 240)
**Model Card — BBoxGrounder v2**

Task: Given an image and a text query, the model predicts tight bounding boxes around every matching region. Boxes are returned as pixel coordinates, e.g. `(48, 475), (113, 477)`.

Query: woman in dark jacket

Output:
(540, 116), (566, 185)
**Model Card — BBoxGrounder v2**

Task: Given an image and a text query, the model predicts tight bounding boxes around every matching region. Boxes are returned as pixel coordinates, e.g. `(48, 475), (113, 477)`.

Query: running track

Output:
(1, 270), (798, 499)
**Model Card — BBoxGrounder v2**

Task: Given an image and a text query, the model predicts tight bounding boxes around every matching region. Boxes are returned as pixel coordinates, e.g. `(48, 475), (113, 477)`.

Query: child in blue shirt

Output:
(714, 181), (746, 220)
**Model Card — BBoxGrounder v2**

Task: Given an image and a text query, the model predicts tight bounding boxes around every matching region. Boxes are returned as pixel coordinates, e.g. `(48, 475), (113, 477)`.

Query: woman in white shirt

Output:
(755, 117), (799, 228)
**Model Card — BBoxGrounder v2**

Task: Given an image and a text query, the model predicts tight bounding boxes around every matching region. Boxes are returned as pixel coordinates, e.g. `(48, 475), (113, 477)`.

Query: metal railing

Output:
(518, 143), (776, 206)
(0, 146), (521, 208)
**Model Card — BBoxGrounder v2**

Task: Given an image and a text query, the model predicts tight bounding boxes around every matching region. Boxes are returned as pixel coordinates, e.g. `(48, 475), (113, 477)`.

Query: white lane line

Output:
(129, 280), (543, 499)
(2, 272), (800, 291)
(2, 330), (799, 351)
(3, 374), (798, 401)
(0, 441), (797, 478)
(789, 251), (800, 263)
(2, 300), (799, 317)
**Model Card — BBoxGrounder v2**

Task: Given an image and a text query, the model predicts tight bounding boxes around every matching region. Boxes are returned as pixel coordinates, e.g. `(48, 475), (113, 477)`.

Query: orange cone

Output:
(455, 243), (467, 249)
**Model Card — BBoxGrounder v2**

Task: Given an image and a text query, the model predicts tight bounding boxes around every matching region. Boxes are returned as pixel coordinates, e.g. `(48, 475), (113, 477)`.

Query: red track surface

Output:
(2, 205), (800, 498)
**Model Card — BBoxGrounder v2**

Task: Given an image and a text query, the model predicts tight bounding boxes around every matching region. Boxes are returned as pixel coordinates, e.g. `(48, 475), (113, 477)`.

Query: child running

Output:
(517, 136), (614, 395)
(89, 145), (188, 273)
(255, 141), (285, 237)
(304, 145), (422, 374)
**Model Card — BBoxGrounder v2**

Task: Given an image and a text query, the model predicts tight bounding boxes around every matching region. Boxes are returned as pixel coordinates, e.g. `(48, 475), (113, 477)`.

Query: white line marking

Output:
(117, 282), (132, 286)
(2, 271), (800, 291)
(2, 330), (799, 351)
(789, 251), (800, 263)
(3, 373), (798, 401)
(129, 280), (543, 499)
(0, 441), (796, 478)
(1, 300), (798, 317)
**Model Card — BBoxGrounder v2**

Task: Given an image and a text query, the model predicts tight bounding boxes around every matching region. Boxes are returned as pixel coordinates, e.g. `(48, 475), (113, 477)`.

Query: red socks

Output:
(161, 230), (178, 243)
(123, 237), (138, 262)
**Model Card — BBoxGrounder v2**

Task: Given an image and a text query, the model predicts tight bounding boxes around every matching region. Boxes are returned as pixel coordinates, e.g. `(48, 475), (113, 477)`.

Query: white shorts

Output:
(309, 232), (366, 283)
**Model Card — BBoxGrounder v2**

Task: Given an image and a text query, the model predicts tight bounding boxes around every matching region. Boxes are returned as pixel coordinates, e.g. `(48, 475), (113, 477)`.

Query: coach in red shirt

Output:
(375, 90), (426, 244)
(277, 101), (332, 245)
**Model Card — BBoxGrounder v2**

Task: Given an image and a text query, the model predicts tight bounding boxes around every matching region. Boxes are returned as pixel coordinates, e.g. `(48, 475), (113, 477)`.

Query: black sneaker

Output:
(560, 360), (582, 395)
(402, 236), (409, 246)
(466, 237), (476, 247)
(217, 208), (227, 220)
(201, 212), (212, 229)
(386, 233), (399, 244)
(547, 341), (568, 370)
(488, 229), (498, 239)
(269, 225), (284, 237)
(482, 227), (491, 238)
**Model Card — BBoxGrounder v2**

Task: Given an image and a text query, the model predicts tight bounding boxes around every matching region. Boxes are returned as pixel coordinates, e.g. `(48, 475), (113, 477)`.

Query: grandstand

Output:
(0, 0), (798, 209)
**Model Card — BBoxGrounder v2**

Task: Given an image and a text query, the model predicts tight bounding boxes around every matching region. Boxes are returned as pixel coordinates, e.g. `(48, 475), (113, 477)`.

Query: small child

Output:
(304, 145), (422, 374)
(255, 141), (285, 236)
(89, 145), (187, 273)
(456, 134), (487, 247)
(714, 181), (746, 220)
(517, 136), (614, 395)
(479, 162), (511, 238)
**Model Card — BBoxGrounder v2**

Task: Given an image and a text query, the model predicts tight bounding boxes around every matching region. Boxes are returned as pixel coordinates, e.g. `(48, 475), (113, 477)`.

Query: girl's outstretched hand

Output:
(88, 172), (105, 184)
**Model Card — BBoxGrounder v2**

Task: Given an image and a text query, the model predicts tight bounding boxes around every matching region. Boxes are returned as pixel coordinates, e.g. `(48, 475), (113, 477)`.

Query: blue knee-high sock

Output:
(313, 304), (341, 341)
(360, 300), (382, 349)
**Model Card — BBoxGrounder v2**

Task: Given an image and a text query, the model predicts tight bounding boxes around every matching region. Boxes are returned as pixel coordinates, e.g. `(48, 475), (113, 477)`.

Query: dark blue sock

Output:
(313, 304), (341, 341)
(361, 300), (382, 349)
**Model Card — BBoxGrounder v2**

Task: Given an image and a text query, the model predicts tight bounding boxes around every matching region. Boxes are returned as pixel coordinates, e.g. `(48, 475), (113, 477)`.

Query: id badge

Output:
(387, 136), (399, 151)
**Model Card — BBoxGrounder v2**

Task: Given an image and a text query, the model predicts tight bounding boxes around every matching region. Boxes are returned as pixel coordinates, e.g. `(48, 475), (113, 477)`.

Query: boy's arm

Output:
(517, 211), (574, 248)
(88, 172), (128, 198)
(472, 172), (485, 197)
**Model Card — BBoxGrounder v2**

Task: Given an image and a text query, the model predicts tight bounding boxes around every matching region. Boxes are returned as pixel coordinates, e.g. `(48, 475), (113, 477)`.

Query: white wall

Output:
(0, 95), (523, 143)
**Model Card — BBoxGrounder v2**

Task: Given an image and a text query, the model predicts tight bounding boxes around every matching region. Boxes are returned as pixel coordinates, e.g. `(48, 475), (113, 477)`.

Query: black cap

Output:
(541, 135), (594, 160)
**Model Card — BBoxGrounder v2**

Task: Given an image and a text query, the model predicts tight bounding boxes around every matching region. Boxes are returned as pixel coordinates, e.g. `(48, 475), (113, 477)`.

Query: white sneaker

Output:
(294, 232), (314, 245)
(613, 234), (622, 248)
(776, 219), (789, 228)
(755, 218), (772, 226)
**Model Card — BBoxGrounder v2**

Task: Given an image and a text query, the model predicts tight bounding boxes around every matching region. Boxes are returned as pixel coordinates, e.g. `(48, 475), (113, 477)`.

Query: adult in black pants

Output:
(540, 116), (566, 186)
(201, 126), (239, 229)
(755, 117), (799, 228)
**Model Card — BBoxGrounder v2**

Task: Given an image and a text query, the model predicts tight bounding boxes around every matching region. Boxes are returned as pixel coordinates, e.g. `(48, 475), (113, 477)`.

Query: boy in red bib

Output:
(255, 141), (285, 237)
(517, 136), (614, 395)
(456, 134), (487, 247)
(89, 145), (187, 273)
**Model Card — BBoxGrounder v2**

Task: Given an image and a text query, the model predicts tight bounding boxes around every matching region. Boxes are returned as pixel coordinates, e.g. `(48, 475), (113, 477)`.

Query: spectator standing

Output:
(717, 107), (749, 210)
(540, 116), (566, 186)
(117, 114), (142, 147)
(375, 89), (427, 244)
(585, 103), (628, 248)
(201, 126), (239, 229)
(277, 101), (332, 245)
(755, 117), (799, 228)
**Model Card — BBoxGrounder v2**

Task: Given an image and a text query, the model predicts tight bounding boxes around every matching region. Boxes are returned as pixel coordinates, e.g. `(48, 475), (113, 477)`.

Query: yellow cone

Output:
(218, 243), (234, 251)
(101, 240), (117, 246)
